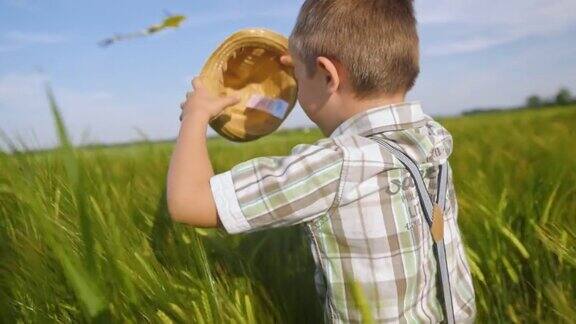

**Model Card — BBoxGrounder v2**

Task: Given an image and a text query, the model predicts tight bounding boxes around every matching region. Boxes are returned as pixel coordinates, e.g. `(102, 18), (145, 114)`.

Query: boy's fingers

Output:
(191, 76), (205, 91)
(280, 54), (293, 67)
(217, 94), (241, 107)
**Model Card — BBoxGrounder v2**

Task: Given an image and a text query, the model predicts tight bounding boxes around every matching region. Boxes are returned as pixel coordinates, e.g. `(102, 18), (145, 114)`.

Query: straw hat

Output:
(200, 28), (298, 142)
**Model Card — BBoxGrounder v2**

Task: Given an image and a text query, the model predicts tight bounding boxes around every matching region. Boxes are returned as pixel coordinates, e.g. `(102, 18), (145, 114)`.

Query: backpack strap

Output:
(369, 135), (456, 324)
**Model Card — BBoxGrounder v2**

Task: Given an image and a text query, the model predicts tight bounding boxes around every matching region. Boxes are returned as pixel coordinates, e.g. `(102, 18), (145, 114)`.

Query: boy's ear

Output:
(316, 56), (340, 93)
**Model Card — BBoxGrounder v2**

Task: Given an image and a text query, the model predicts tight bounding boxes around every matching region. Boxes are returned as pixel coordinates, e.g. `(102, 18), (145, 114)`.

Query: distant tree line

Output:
(526, 87), (574, 108)
(463, 87), (574, 115)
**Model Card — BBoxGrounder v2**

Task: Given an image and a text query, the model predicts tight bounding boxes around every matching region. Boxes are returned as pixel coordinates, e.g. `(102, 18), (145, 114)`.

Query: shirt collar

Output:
(329, 101), (429, 138)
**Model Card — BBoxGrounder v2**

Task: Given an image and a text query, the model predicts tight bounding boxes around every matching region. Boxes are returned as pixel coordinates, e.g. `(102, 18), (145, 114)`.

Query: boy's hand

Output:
(280, 54), (293, 68)
(179, 76), (241, 123)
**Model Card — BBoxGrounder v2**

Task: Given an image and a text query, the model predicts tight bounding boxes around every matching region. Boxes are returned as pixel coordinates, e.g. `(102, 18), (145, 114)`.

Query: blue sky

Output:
(1, 0), (575, 150)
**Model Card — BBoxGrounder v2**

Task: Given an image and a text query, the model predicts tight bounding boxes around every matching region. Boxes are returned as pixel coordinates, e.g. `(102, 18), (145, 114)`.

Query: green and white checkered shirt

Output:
(210, 102), (476, 323)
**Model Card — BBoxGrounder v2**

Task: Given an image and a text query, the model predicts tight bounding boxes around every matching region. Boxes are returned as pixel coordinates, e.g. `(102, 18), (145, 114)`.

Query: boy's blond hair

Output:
(289, 0), (419, 99)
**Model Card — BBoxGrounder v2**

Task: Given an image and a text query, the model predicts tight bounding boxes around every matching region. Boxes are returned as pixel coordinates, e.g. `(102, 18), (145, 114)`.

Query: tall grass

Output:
(442, 108), (576, 322)
(0, 90), (574, 322)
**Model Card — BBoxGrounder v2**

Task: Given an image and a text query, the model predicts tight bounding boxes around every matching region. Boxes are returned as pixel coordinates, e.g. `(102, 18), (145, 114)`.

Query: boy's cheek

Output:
(297, 82), (312, 105)
(297, 92), (311, 113)
(298, 85), (322, 114)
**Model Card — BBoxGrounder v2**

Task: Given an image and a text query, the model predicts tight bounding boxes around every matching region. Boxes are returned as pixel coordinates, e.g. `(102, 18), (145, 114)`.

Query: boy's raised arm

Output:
(167, 67), (343, 235)
(166, 76), (240, 227)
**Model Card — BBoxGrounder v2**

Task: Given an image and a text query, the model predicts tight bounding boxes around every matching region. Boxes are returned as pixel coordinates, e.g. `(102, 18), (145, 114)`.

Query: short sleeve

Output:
(209, 140), (344, 234)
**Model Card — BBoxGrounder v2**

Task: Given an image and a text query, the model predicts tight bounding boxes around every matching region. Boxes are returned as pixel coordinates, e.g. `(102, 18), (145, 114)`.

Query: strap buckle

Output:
(432, 203), (445, 242)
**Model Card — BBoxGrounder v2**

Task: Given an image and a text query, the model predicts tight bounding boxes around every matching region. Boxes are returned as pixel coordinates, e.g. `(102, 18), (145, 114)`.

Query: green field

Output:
(1, 104), (575, 323)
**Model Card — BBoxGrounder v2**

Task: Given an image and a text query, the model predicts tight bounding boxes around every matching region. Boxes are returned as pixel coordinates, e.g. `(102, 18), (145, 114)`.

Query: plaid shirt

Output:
(210, 102), (476, 323)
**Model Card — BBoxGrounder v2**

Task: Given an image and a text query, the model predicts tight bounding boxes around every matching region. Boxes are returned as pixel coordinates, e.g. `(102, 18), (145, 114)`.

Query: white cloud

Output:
(417, 0), (576, 55)
(425, 37), (507, 56)
(0, 71), (175, 151)
(0, 72), (53, 150)
(0, 72), (48, 107)
(0, 30), (67, 53)
(4, 30), (66, 44)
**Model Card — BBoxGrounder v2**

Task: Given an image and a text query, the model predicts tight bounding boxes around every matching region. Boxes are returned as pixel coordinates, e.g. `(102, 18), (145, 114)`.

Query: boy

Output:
(167, 0), (476, 322)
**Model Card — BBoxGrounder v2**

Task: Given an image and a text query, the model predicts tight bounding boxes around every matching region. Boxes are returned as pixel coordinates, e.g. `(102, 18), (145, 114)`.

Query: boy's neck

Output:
(321, 92), (407, 137)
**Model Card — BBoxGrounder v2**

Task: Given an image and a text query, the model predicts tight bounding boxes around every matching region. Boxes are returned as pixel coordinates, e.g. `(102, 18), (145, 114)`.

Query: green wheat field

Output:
(1, 93), (575, 323)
